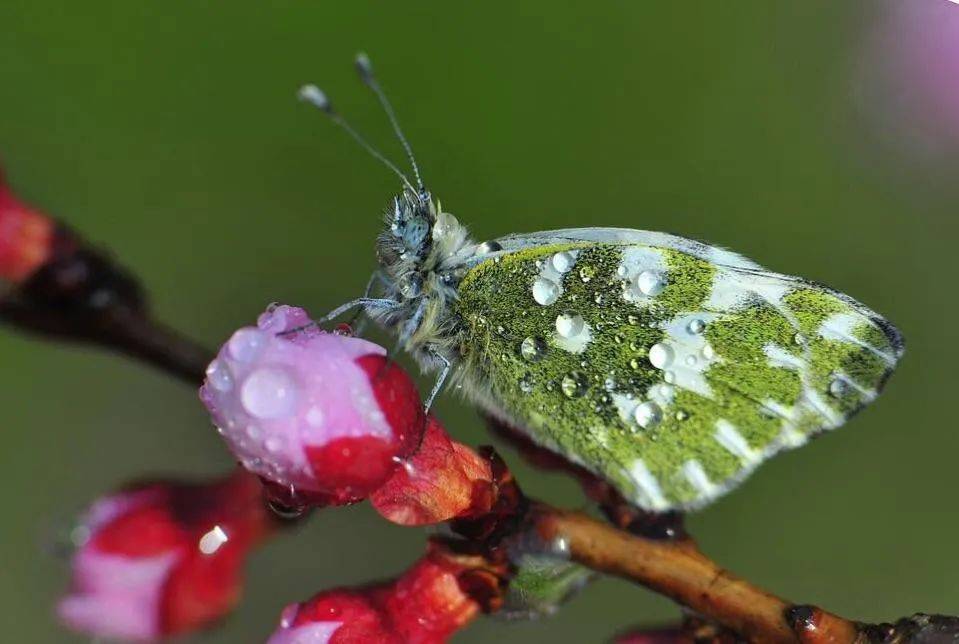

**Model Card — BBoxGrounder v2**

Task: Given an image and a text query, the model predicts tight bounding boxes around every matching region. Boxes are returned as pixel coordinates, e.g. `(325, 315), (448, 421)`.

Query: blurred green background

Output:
(1, 1), (957, 642)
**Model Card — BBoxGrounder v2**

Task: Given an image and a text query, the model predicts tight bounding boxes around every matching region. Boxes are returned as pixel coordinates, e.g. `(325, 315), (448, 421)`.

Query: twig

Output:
(529, 503), (854, 643)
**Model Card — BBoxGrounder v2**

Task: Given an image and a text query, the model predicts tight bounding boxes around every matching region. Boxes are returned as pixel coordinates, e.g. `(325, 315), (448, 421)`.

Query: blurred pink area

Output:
(858, 0), (959, 157)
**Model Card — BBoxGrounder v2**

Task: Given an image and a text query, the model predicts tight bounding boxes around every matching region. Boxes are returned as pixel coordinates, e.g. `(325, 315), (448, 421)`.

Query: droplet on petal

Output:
(228, 328), (266, 362)
(687, 318), (705, 334)
(206, 360), (234, 392)
(305, 406), (325, 427)
(198, 525), (229, 555)
(241, 367), (299, 419)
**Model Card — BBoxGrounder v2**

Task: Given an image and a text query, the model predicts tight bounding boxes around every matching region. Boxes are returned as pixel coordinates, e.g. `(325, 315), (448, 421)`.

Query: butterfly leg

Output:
(424, 352), (452, 412)
(278, 297), (397, 337)
(348, 271), (388, 334)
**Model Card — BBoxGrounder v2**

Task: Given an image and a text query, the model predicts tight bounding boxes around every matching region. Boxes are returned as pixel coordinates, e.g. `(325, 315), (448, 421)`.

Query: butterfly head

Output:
(376, 188), (436, 297)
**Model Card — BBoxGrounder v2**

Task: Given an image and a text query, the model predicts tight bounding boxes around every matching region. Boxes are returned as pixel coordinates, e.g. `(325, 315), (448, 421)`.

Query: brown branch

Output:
(529, 502), (854, 644)
(0, 234), (212, 382)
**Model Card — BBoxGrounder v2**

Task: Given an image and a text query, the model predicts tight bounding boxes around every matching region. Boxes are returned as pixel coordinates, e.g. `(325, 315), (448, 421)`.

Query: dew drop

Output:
(245, 425), (262, 440)
(228, 328), (266, 362)
(519, 374), (534, 393)
(633, 401), (663, 429)
(675, 410), (688, 421)
(685, 355), (697, 367)
(648, 343), (674, 369)
(280, 604), (299, 629)
(664, 370), (676, 384)
(206, 360), (234, 392)
(520, 336), (547, 362)
(616, 265), (628, 279)
(532, 278), (560, 305)
(198, 525), (229, 555)
(241, 367), (299, 419)
(627, 314), (640, 325)
(561, 373), (586, 398)
(687, 319), (706, 335)
(265, 436), (285, 453)
(794, 333), (806, 346)
(477, 240), (503, 255)
(579, 266), (596, 283)
(593, 292), (604, 305)
(701, 344), (716, 360)
(629, 358), (642, 370)
(305, 406), (325, 427)
(636, 270), (667, 296)
(829, 377), (848, 397)
(604, 376), (617, 391)
(333, 323), (353, 336)
(551, 251), (576, 274)
(555, 313), (585, 338)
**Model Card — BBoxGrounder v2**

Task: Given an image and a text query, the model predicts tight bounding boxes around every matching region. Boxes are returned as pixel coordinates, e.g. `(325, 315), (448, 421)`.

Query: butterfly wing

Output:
(450, 229), (903, 511)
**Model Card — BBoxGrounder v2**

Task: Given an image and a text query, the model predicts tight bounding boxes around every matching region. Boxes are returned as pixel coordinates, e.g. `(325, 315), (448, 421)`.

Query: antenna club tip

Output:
(298, 84), (333, 113)
(354, 52), (374, 83)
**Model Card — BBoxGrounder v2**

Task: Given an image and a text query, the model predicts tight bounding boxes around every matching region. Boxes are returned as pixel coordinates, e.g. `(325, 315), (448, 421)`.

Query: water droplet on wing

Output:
(633, 401), (663, 429)
(520, 336), (547, 362)
(551, 251), (575, 273)
(636, 270), (666, 296)
(561, 373), (586, 398)
(519, 373), (534, 393)
(532, 278), (560, 305)
(555, 313), (585, 338)
(648, 343), (674, 369)
(829, 377), (848, 397)
(476, 240), (503, 255)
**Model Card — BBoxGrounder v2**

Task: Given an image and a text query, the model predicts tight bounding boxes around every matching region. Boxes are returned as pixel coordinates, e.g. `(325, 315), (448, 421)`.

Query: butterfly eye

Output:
(405, 218), (429, 249)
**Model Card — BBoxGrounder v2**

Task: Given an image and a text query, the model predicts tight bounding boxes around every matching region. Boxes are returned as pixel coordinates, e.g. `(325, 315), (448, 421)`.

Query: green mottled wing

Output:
(451, 229), (903, 511)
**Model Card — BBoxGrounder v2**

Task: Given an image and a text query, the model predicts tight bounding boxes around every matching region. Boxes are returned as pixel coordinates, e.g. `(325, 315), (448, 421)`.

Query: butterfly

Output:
(297, 54), (904, 512)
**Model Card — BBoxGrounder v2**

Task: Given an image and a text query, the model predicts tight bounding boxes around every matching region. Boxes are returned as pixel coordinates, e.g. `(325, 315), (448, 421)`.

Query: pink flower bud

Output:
(370, 417), (493, 526)
(57, 470), (273, 641)
(200, 305), (424, 506)
(0, 168), (55, 283)
(268, 547), (479, 644)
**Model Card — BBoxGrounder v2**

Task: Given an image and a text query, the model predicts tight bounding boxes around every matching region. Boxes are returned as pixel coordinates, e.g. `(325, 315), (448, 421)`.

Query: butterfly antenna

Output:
(354, 52), (425, 195)
(298, 84), (416, 193)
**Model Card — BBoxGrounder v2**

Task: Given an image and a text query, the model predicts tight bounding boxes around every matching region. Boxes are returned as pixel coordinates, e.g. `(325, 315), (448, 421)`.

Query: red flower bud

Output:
(370, 417), (493, 526)
(0, 169), (55, 283)
(57, 469), (274, 641)
(268, 546), (479, 644)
